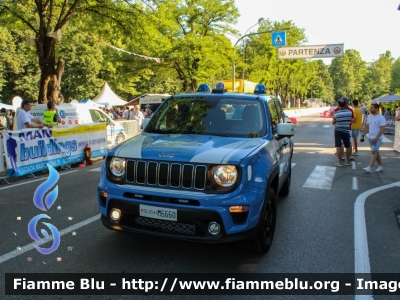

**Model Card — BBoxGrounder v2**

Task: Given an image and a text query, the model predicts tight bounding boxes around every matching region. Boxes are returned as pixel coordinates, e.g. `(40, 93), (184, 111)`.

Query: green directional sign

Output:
(272, 32), (286, 47)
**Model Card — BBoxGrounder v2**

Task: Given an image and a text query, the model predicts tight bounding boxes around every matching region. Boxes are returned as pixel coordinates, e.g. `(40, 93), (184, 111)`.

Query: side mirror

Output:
(276, 123), (295, 137)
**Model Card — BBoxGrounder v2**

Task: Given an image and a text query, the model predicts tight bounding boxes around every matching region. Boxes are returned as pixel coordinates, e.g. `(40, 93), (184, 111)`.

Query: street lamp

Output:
(231, 27), (291, 93)
(242, 18), (265, 82)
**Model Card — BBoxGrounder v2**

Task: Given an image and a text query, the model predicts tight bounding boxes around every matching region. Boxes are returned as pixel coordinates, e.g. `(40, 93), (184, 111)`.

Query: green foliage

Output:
(0, 26), (40, 103)
(368, 51), (394, 98)
(329, 49), (368, 101)
(0, 0), (399, 106)
(391, 58), (400, 94)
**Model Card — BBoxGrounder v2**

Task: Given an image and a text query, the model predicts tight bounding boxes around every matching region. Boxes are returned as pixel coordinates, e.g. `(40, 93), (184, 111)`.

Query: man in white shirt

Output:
(16, 100), (44, 130)
(360, 103), (386, 173)
(129, 105), (144, 132)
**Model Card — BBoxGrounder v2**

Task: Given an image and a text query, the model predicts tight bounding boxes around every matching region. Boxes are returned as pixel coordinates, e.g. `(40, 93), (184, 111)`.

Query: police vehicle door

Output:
(267, 99), (290, 180)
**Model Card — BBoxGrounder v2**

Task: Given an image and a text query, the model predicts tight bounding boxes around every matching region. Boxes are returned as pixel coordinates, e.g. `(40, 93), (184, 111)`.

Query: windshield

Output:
(145, 96), (266, 138)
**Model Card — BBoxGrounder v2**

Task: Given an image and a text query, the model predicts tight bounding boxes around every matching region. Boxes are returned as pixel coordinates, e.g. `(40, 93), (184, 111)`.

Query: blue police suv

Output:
(97, 83), (295, 252)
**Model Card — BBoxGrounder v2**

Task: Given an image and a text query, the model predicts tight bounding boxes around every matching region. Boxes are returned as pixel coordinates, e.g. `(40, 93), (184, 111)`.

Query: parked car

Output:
(284, 113), (298, 124)
(320, 110), (333, 118)
(97, 84), (295, 252)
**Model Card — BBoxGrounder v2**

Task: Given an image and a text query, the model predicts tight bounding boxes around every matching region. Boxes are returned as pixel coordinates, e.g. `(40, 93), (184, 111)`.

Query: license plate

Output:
(139, 204), (177, 221)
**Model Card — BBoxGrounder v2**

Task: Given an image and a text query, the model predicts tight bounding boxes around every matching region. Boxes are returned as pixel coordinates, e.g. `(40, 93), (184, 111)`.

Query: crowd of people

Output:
(100, 105), (153, 132)
(1, 101), (155, 134)
(332, 98), (400, 173)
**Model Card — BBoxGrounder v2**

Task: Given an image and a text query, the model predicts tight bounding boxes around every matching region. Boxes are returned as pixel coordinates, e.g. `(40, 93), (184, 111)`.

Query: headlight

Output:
(213, 165), (238, 187)
(110, 157), (126, 177)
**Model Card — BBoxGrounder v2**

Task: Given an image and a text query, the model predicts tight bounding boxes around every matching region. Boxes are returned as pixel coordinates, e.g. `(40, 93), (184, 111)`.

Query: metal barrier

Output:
(384, 116), (396, 134)
(0, 134), (4, 173)
(395, 122), (400, 153)
(114, 120), (140, 141)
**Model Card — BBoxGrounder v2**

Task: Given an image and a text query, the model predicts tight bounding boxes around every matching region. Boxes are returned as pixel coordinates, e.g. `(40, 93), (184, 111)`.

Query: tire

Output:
(280, 163), (291, 196)
(115, 133), (125, 145)
(248, 188), (277, 252)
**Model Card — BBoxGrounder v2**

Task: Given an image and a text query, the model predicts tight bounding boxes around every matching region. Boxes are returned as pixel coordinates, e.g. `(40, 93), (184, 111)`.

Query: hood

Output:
(111, 133), (265, 165)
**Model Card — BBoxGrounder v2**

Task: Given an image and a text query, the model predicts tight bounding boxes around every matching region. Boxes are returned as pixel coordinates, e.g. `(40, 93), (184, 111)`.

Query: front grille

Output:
(126, 160), (207, 190)
(121, 214), (197, 236)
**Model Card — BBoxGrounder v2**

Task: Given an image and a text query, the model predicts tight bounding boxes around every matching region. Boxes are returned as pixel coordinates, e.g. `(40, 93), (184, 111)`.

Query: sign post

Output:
(278, 44), (344, 59)
(271, 32), (286, 47)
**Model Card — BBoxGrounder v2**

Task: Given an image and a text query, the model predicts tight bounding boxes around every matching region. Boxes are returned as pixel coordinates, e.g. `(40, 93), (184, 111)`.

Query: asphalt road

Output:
(1, 114), (399, 300)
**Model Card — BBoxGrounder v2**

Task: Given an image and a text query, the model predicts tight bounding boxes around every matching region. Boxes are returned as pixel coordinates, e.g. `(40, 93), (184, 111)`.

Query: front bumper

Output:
(98, 183), (266, 244)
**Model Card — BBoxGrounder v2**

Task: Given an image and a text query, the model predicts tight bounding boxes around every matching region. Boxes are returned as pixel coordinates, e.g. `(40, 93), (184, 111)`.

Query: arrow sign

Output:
(272, 32), (286, 47)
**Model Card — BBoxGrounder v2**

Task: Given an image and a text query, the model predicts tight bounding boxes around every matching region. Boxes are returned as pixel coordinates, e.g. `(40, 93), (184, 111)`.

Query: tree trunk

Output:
(37, 35), (65, 104)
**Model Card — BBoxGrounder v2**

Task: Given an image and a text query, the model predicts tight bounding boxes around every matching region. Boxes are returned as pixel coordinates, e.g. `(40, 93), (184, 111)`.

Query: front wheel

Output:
(248, 189), (277, 252)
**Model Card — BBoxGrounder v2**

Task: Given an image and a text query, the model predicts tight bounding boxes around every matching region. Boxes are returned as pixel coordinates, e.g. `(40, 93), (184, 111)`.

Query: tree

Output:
(0, 25), (41, 103)
(391, 57), (400, 94)
(329, 49), (368, 101)
(368, 51), (394, 97)
(149, 0), (239, 92)
(0, 0), (143, 104)
(244, 20), (309, 105)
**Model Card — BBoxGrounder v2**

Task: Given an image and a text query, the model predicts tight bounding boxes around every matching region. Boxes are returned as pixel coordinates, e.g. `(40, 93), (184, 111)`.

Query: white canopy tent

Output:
(91, 82), (127, 107)
(0, 103), (13, 110)
(79, 99), (105, 107)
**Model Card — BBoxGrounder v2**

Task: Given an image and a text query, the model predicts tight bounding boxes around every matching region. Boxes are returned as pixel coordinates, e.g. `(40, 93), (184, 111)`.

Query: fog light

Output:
(208, 222), (221, 235)
(229, 206), (249, 213)
(99, 190), (108, 197)
(110, 208), (121, 221)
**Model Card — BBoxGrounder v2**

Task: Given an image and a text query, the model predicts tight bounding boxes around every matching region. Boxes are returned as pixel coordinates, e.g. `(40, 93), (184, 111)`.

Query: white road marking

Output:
(354, 182), (400, 300)
(291, 163), (296, 168)
(352, 161), (356, 170)
(0, 214), (100, 264)
(308, 124), (318, 127)
(323, 125), (331, 128)
(302, 165), (336, 190)
(352, 177), (358, 190)
(0, 170), (78, 190)
(88, 167), (101, 172)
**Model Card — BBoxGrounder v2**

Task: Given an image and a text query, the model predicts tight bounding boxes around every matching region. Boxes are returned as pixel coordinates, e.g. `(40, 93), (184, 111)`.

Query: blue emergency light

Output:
(254, 84), (267, 95)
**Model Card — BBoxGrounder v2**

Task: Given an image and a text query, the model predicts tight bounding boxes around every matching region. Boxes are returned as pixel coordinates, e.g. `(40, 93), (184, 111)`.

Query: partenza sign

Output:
(278, 44), (344, 59)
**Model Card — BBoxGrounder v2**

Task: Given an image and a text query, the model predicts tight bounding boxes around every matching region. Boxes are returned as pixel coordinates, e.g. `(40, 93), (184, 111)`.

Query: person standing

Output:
(129, 105), (144, 132)
(360, 103), (386, 173)
(122, 106), (130, 119)
(43, 101), (61, 127)
(114, 107), (123, 119)
(16, 100), (44, 130)
(360, 104), (368, 127)
(0, 108), (13, 130)
(333, 98), (354, 166)
(351, 100), (363, 156)
(395, 105), (400, 122)
(334, 97), (354, 160)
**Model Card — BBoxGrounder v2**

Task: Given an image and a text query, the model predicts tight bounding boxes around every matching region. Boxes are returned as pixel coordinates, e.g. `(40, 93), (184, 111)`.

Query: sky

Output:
(231, 0), (400, 63)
